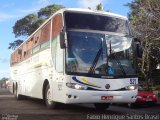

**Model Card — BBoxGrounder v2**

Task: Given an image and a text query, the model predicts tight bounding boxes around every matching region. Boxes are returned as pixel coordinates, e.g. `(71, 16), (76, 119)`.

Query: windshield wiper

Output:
(88, 39), (103, 74)
(109, 41), (126, 76)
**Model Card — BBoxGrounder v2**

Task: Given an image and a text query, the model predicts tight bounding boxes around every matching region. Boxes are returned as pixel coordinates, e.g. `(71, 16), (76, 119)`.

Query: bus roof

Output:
(60, 8), (128, 20)
(11, 8), (128, 54)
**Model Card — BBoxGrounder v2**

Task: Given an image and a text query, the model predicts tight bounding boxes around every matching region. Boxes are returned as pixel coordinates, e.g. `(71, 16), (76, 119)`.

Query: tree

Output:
(127, 0), (160, 84)
(96, 3), (103, 11)
(0, 77), (8, 81)
(13, 14), (39, 37)
(9, 4), (64, 50)
(8, 39), (23, 50)
(38, 4), (64, 18)
(0, 77), (8, 88)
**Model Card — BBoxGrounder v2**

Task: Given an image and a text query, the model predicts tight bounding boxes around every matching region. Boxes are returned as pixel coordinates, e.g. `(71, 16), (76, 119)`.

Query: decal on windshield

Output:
(107, 67), (115, 75)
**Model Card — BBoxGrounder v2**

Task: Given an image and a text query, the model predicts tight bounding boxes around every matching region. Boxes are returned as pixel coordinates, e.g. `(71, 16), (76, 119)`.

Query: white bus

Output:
(10, 8), (138, 110)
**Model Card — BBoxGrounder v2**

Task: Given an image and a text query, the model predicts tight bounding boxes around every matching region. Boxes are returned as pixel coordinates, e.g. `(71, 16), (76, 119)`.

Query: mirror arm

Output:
(134, 38), (142, 58)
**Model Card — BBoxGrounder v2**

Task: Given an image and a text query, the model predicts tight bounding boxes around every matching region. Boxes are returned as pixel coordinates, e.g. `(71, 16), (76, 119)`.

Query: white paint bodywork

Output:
(10, 49), (52, 99)
(10, 48), (138, 103)
(10, 8), (138, 104)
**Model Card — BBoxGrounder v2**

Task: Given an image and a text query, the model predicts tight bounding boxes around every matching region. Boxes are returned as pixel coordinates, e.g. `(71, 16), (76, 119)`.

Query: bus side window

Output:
(33, 30), (41, 47)
(55, 36), (64, 73)
(40, 21), (51, 43)
(52, 14), (63, 39)
(22, 43), (27, 60)
(51, 36), (64, 73)
(51, 38), (56, 67)
(51, 14), (63, 73)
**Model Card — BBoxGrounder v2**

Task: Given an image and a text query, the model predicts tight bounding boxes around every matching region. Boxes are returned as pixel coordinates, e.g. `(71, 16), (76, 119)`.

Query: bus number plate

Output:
(101, 96), (113, 100)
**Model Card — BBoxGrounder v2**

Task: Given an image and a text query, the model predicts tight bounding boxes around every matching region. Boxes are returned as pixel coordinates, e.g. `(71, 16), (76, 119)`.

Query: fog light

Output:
(68, 95), (72, 98)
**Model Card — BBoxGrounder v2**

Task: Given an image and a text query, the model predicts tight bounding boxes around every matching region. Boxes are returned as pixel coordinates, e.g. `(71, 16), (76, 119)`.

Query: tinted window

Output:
(65, 12), (130, 35)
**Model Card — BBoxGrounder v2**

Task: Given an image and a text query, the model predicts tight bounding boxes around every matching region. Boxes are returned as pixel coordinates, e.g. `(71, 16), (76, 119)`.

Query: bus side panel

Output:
(25, 49), (51, 99)
(10, 48), (52, 99)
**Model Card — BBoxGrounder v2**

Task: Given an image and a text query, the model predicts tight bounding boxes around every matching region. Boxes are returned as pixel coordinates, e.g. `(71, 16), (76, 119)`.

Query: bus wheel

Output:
(94, 103), (110, 111)
(45, 84), (57, 109)
(127, 103), (135, 108)
(13, 83), (15, 94)
(14, 83), (18, 98)
(15, 84), (24, 100)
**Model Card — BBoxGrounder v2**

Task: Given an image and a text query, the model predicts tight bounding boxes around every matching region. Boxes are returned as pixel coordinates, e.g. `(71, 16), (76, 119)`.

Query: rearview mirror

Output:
(134, 38), (142, 58)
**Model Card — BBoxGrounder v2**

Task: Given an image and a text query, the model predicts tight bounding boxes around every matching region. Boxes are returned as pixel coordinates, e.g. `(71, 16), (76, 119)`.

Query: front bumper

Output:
(63, 89), (137, 104)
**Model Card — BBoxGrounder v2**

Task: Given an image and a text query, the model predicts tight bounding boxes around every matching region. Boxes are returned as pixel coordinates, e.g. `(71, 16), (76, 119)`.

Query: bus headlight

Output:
(66, 83), (87, 90)
(125, 85), (137, 90)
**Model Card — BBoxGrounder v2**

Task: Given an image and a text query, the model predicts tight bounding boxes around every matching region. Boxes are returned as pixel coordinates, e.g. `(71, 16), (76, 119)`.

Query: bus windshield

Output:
(65, 12), (130, 35)
(66, 30), (136, 77)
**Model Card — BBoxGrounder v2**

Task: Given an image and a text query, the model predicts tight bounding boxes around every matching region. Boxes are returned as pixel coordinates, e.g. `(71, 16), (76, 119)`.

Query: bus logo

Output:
(105, 84), (110, 89)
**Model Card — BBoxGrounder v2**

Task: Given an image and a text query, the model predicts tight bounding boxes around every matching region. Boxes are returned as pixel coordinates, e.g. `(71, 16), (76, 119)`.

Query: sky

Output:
(0, 0), (133, 79)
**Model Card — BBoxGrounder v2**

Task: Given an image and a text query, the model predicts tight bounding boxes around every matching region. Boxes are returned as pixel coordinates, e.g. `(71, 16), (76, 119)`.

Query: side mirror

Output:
(134, 38), (142, 58)
(60, 31), (67, 49)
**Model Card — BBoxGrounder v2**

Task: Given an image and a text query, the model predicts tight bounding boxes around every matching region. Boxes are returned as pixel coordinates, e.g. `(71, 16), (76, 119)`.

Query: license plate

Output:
(101, 96), (113, 100)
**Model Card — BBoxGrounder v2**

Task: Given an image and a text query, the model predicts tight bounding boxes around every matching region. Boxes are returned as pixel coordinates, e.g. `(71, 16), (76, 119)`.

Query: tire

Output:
(148, 102), (155, 107)
(94, 103), (110, 111)
(13, 83), (15, 94)
(13, 84), (17, 97)
(45, 84), (58, 109)
(14, 83), (24, 100)
(127, 103), (135, 108)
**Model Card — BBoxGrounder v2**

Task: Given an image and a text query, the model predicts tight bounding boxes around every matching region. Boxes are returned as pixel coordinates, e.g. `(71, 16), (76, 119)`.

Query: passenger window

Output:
(52, 14), (63, 39)
(41, 41), (49, 49)
(32, 45), (40, 53)
(55, 35), (64, 73)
